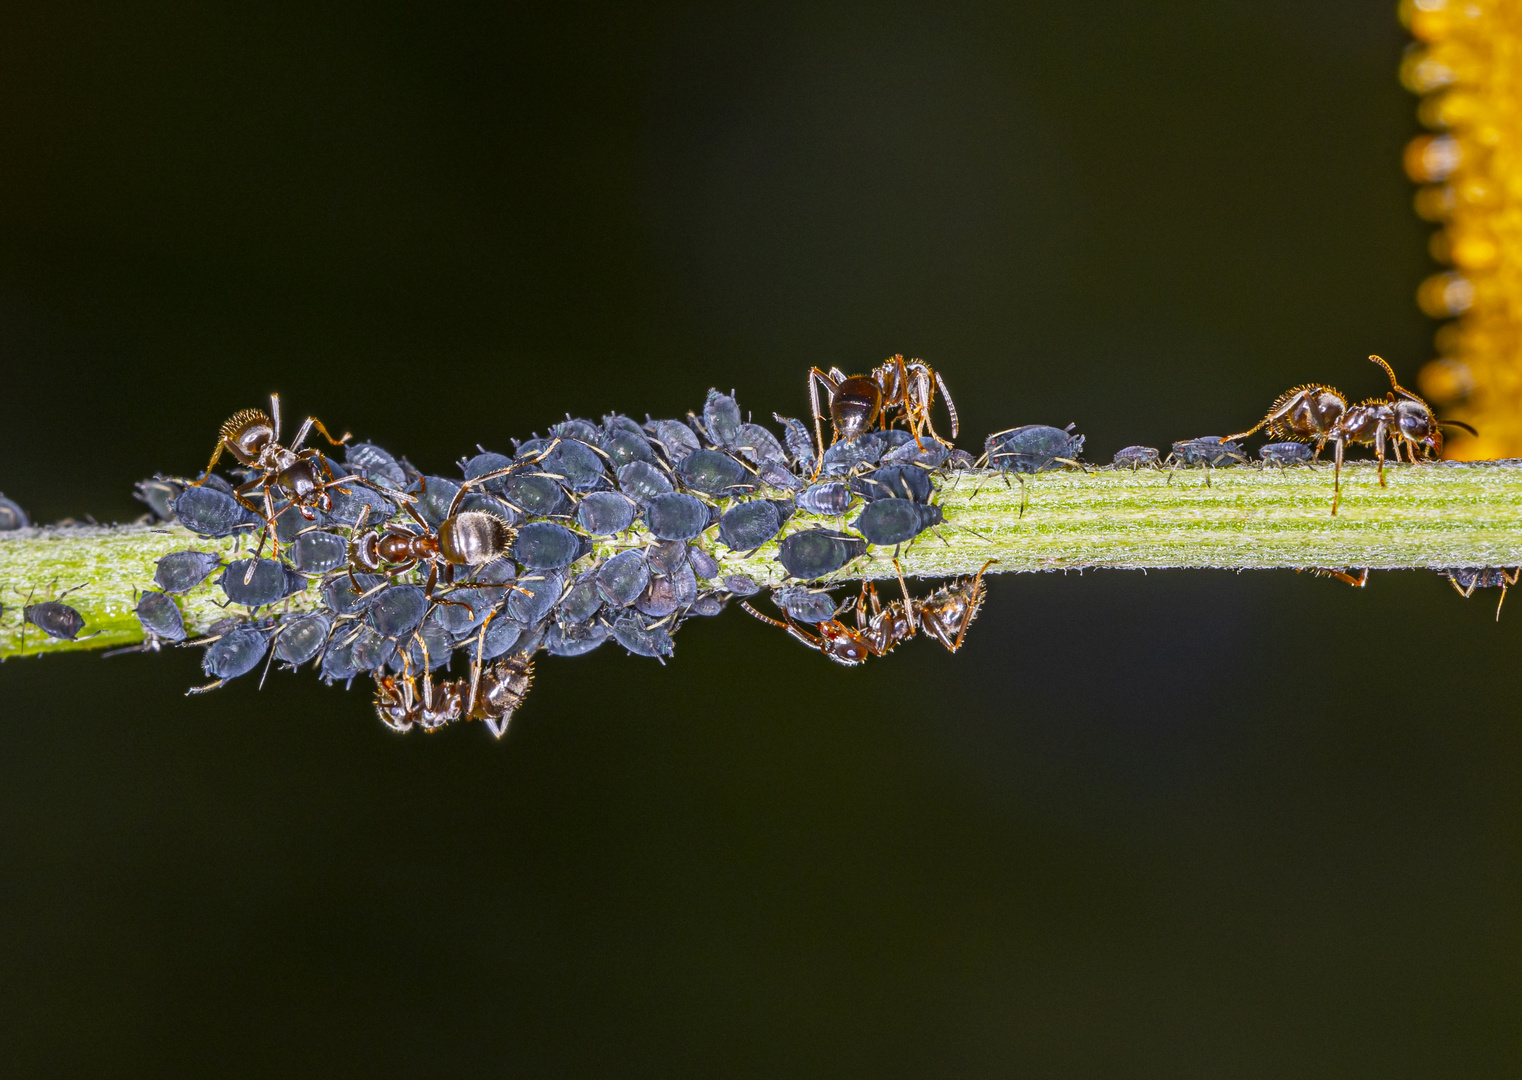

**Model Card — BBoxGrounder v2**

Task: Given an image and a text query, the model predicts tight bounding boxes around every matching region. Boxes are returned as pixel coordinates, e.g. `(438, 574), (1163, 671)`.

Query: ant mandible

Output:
(201, 393), (357, 552)
(807, 355), (959, 463)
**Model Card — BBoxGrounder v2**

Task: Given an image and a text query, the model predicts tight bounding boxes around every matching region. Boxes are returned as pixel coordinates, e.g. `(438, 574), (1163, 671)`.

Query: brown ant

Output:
(1297, 568), (1370, 588)
(741, 558), (995, 665)
(808, 354), (959, 462)
(1227, 356), (1478, 515)
(200, 394), (357, 553)
(374, 624), (533, 736)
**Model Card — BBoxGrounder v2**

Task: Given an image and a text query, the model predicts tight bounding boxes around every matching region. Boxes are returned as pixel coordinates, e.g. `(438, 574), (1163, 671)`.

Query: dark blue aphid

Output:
(735, 423), (787, 466)
(551, 418), (602, 444)
(539, 440), (608, 492)
(647, 539), (689, 577)
(758, 460), (803, 492)
(853, 464), (932, 503)
(598, 550), (650, 608)
(687, 545), (720, 580)
(431, 586), (504, 640)
(576, 491), (637, 536)
(154, 550), (223, 594)
(461, 451), (514, 492)
(288, 529), (349, 574)
(1111, 445), (1160, 470)
(273, 612), (331, 666)
(678, 449), (751, 496)
(852, 499), (943, 547)
(412, 476), (464, 526)
(637, 562), (697, 618)
(691, 593), (726, 617)
(133, 478), (181, 522)
(819, 438), (882, 476)
(600, 428), (656, 468)
(615, 461), (674, 502)
(218, 559), (307, 608)
(319, 635), (362, 686)
(172, 486), (261, 538)
(460, 614), (524, 663)
(324, 482), (396, 528)
(513, 522), (584, 570)
(545, 620), (612, 657)
(880, 439), (951, 468)
(1167, 437), (1247, 467)
(724, 574), (763, 596)
(603, 413), (646, 437)
(701, 389), (744, 449)
(134, 591), (186, 645)
(0, 493), (28, 530)
(984, 424), (1085, 473)
(402, 621), (455, 671)
(772, 414), (816, 469)
(559, 572), (603, 624)
(457, 491), (525, 526)
(645, 493), (711, 541)
(772, 586), (837, 624)
(347, 442), (410, 489)
(502, 474), (569, 518)
(796, 481), (852, 516)
(648, 419), (701, 463)
(1259, 441), (1315, 466)
(717, 500), (789, 552)
(322, 572), (387, 615)
(612, 614), (674, 662)
(349, 625), (398, 671)
(777, 528), (867, 580)
(367, 584), (428, 638)
(507, 570), (565, 626)
(192, 625), (270, 692)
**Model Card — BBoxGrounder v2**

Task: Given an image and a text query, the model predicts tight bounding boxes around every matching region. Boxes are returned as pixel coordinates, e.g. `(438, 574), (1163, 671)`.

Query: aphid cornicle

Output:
(807, 354), (959, 465)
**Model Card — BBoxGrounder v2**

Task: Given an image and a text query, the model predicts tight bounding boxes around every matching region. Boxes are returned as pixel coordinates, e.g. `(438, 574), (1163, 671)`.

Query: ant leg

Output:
(197, 441), (229, 486)
(1331, 439), (1345, 516)
(891, 558), (916, 632)
(935, 370), (959, 440)
(807, 368), (838, 475)
(1375, 423), (1388, 488)
(1497, 585), (1509, 622)
(951, 559), (998, 651)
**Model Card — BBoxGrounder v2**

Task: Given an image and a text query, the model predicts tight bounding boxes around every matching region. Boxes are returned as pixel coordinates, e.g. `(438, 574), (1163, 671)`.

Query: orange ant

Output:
(807, 354), (959, 463)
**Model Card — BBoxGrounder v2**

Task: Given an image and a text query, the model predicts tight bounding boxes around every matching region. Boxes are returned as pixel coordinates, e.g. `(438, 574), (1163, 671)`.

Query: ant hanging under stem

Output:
(807, 354), (959, 467)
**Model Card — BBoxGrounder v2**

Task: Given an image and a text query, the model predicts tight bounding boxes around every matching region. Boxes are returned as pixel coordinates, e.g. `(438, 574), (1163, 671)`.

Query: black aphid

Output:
(819, 437), (882, 476)
(735, 423), (787, 466)
(724, 574), (763, 596)
(154, 550), (224, 594)
(457, 491), (525, 526)
(947, 449), (977, 470)
(192, 624), (270, 692)
(701, 389), (744, 449)
(576, 491), (637, 536)
(413, 476), (464, 526)
(603, 413), (645, 437)
(502, 474), (569, 518)
(645, 492), (711, 541)
(717, 500), (789, 552)
(777, 528), (867, 579)
(134, 591), (187, 646)
(691, 594), (726, 617)
(507, 570), (565, 626)
(349, 625), (398, 671)
(551, 418), (602, 444)
(288, 529), (349, 574)
(646, 539), (689, 577)
(272, 612), (332, 666)
(677, 449), (751, 496)
(133, 478), (181, 522)
(758, 460), (803, 491)
(773, 586), (838, 624)
(172, 485), (262, 538)
(367, 584), (428, 638)
(637, 563), (697, 618)
(23, 599), (89, 641)
(218, 559), (306, 608)
(1167, 437), (1247, 467)
(598, 550), (650, 607)
(559, 572), (603, 624)
(461, 451), (515, 492)
(1111, 445), (1160, 470)
(796, 481), (853, 516)
(460, 615), (525, 663)
(512, 522), (583, 570)
(545, 619), (612, 657)
(600, 428), (656, 468)
(1442, 566), (1520, 619)
(322, 572), (387, 615)
(772, 414), (817, 469)
(853, 464), (932, 504)
(324, 483), (397, 528)
(612, 613), (675, 662)
(615, 461), (674, 502)
(431, 586), (503, 639)
(687, 545), (720, 580)
(319, 635), (362, 686)
(984, 424), (1085, 473)
(852, 499), (944, 547)
(347, 442), (410, 489)
(402, 621), (455, 670)
(539, 440), (608, 492)
(648, 419), (701, 463)
(1259, 442), (1315, 466)
(880, 440), (951, 468)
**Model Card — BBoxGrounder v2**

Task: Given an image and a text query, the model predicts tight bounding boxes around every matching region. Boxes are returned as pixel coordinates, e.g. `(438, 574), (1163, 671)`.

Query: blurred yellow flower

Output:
(1403, 0), (1522, 458)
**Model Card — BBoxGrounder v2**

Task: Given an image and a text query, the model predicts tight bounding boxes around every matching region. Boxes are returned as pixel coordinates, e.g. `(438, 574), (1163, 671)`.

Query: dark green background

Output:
(3, 2), (1519, 1076)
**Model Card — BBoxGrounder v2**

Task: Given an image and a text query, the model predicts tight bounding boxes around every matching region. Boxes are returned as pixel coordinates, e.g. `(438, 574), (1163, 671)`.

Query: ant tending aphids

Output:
(807, 354), (959, 465)
(200, 394), (360, 555)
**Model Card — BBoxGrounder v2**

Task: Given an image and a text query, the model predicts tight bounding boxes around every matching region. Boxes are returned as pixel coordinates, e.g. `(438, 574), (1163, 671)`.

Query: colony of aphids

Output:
(0, 351), (1511, 736)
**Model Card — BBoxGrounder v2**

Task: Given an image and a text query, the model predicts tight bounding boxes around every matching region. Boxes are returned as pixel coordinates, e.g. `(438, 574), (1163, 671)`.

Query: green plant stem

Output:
(3, 460), (1520, 659)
